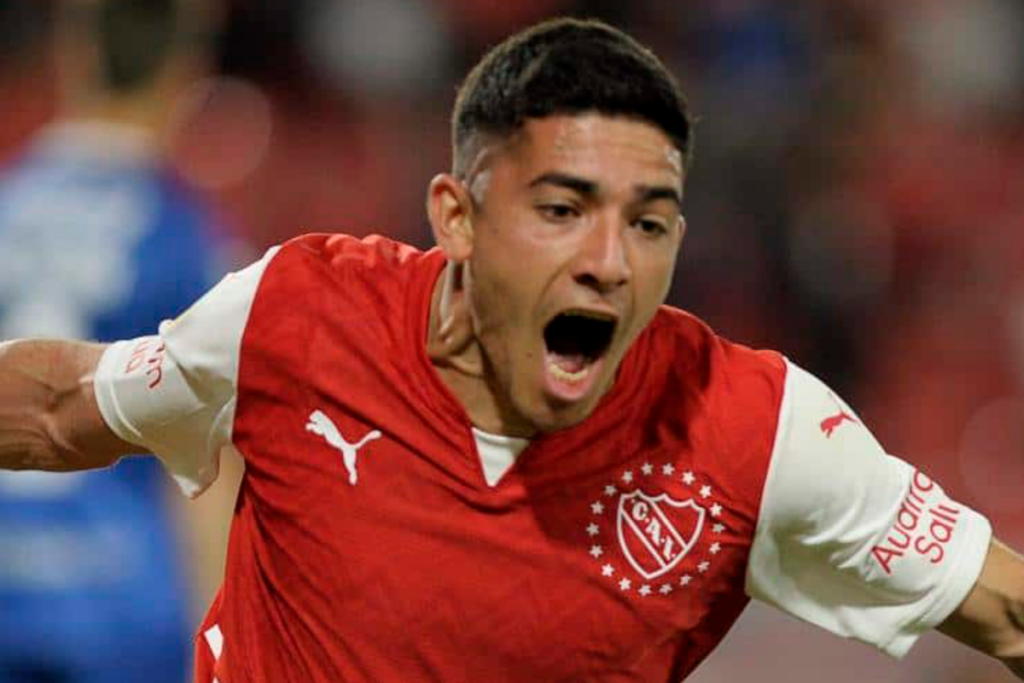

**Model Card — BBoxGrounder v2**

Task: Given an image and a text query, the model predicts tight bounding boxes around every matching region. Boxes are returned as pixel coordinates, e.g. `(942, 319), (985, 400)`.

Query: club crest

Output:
(617, 490), (704, 580)
(584, 462), (727, 598)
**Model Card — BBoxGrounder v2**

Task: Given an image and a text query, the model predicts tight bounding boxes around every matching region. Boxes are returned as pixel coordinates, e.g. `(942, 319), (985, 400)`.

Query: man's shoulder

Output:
(609, 308), (790, 520)
(242, 233), (440, 352)
(638, 305), (789, 441)
(278, 233), (431, 270)
(256, 232), (442, 301)
(646, 305), (786, 380)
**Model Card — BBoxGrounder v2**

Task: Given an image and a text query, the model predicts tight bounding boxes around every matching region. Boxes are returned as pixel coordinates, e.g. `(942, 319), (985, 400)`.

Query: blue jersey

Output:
(0, 122), (229, 682)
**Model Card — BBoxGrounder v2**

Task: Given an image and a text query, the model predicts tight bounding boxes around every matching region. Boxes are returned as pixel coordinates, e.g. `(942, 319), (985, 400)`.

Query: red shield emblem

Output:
(616, 490), (705, 580)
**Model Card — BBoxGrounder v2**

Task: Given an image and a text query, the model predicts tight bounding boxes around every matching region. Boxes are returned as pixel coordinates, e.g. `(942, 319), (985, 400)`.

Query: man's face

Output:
(461, 113), (686, 433)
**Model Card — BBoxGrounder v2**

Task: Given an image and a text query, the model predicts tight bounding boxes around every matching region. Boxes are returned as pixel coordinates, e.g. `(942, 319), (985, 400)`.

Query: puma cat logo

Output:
(305, 410), (382, 485)
(820, 393), (859, 439)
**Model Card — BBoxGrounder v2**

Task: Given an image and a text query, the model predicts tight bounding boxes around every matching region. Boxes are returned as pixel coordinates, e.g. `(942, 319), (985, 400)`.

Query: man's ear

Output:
(427, 174), (474, 262)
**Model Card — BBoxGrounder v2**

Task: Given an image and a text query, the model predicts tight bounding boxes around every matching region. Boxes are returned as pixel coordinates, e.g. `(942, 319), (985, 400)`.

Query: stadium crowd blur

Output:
(2, 1), (1023, 681)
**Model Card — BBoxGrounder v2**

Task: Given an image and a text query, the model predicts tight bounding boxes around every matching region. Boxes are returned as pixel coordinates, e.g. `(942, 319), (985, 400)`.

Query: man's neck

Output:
(425, 262), (536, 438)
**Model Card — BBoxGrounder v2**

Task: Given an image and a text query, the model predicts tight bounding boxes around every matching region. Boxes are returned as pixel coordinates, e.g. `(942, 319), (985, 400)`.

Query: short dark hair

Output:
(452, 17), (695, 178)
(94, 0), (178, 93)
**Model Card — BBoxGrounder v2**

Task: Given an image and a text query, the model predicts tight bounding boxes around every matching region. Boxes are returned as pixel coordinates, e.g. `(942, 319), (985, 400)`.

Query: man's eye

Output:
(538, 204), (579, 221)
(634, 218), (668, 236)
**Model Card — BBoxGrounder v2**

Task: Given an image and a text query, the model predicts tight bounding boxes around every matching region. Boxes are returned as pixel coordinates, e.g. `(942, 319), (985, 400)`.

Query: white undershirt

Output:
(471, 428), (529, 487)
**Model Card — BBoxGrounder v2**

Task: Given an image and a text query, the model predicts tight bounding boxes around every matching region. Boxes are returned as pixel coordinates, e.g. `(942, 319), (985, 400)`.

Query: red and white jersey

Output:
(94, 234), (991, 682)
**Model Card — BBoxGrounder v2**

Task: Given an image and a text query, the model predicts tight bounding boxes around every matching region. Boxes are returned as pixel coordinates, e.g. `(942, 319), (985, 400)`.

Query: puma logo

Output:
(819, 393), (858, 438)
(305, 410), (382, 485)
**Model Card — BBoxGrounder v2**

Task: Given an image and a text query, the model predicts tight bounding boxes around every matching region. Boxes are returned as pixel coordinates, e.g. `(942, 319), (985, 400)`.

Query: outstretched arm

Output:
(939, 539), (1024, 678)
(0, 339), (136, 472)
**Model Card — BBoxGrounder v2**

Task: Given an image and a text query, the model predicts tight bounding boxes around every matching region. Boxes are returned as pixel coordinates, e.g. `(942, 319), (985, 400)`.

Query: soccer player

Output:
(1, 16), (1023, 683)
(0, 1), (232, 682)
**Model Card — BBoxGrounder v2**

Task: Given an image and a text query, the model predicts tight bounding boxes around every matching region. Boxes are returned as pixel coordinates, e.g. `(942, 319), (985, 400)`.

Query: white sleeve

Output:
(93, 247), (279, 498)
(746, 359), (992, 658)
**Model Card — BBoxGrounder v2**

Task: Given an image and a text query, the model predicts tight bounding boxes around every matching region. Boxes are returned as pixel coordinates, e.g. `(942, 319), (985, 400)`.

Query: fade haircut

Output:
(452, 17), (694, 179)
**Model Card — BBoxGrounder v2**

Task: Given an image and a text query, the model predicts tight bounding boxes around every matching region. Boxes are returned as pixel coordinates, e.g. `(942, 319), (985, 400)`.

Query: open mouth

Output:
(542, 310), (617, 389)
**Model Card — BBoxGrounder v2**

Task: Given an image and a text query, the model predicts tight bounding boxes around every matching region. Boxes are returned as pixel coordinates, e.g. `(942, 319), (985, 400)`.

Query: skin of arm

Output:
(939, 538), (1024, 678)
(0, 339), (137, 471)
(2, 338), (242, 625)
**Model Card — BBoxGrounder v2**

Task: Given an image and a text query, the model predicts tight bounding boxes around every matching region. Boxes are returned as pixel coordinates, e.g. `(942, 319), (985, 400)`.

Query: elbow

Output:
(0, 420), (67, 471)
(0, 340), (121, 472)
(942, 538), (1024, 678)
(40, 412), (121, 472)
(0, 413), (119, 472)
(1005, 657), (1024, 679)
(996, 601), (1024, 661)
(987, 599), (1024, 679)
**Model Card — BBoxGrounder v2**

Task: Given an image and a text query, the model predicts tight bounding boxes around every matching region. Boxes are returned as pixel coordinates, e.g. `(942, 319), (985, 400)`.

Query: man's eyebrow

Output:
(528, 173), (683, 208)
(527, 172), (597, 196)
(637, 185), (683, 209)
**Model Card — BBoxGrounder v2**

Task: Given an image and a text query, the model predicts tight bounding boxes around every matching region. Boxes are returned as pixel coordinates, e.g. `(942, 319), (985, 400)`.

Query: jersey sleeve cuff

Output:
(882, 508), (993, 659)
(93, 340), (146, 446)
(93, 338), (227, 499)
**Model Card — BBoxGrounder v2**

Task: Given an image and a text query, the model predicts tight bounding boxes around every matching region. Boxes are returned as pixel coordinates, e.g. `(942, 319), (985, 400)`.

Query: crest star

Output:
(589, 545), (603, 558)
(710, 542), (721, 554)
(700, 485), (712, 498)
(682, 471), (696, 485)
(591, 501), (605, 515)
(679, 575), (692, 586)
(586, 523), (599, 536)
(639, 585), (652, 596)
(660, 584), (673, 595)
(641, 463), (653, 475)
(662, 464), (675, 476)
(619, 578), (632, 591)
(713, 523), (725, 534)
(710, 504), (722, 517)
(698, 561), (710, 573)
(602, 564), (614, 577)
(604, 485), (617, 497)
(621, 471), (634, 484)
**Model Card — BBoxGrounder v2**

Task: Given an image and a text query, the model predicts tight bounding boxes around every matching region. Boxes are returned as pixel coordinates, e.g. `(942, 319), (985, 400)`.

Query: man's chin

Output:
(527, 364), (624, 433)
(527, 396), (602, 435)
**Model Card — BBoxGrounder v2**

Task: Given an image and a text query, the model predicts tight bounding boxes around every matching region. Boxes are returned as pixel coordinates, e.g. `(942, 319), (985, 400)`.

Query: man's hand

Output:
(0, 339), (135, 471)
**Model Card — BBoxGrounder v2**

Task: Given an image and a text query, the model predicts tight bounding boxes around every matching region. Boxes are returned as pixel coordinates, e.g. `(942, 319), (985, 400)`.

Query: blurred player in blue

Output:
(0, 1), (233, 681)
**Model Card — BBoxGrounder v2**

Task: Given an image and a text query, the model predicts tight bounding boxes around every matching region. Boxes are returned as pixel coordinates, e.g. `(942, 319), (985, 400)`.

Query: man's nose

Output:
(572, 216), (632, 294)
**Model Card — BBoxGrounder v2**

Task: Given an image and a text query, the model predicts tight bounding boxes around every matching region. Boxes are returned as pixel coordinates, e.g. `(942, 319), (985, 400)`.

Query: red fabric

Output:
(198, 233), (787, 682)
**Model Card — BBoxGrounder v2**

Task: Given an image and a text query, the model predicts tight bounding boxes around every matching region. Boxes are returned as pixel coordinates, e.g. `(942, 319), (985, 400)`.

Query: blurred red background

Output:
(2, 1), (1023, 680)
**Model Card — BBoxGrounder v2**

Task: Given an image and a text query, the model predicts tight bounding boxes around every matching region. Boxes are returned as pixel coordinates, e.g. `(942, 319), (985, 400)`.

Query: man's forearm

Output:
(939, 539), (1024, 680)
(0, 339), (127, 471)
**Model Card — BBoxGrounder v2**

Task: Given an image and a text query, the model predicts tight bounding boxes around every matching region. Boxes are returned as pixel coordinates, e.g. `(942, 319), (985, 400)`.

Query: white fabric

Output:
(747, 360), (991, 658)
(204, 624), (224, 683)
(204, 624), (225, 660)
(471, 427), (529, 486)
(94, 248), (278, 497)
